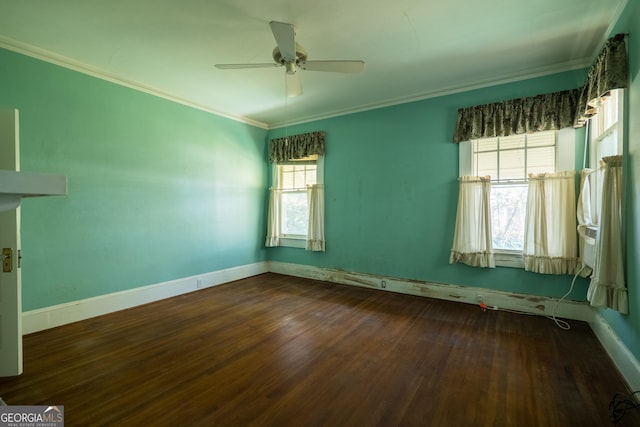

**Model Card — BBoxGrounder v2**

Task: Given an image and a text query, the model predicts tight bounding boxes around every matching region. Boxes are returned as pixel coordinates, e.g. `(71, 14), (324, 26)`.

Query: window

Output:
(271, 155), (324, 248)
(459, 129), (575, 267)
(473, 131), (556, 252)
(591, 89), (623, 163)
(278, 157), (317, 238)
(588, 89), (624, 221)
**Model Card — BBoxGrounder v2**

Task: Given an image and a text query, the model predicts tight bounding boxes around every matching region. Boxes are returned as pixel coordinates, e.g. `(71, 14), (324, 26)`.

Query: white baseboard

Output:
(589, 311), (640, 392)
(267, 261), (593, 321)
(22, 261), (268, 334)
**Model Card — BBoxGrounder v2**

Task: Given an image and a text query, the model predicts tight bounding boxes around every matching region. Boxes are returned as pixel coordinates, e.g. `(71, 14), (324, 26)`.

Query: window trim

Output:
(459, 128), (576, 268)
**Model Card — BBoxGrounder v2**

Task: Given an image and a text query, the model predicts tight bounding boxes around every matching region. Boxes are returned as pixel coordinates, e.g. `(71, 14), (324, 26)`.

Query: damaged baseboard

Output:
(267, 261), (593, 322)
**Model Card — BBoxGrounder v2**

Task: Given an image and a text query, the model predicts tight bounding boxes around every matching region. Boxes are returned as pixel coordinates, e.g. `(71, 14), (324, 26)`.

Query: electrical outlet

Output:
(476, 293), (484, 302)
(196, 278), (203, 288)
(381, 280), (387, 288)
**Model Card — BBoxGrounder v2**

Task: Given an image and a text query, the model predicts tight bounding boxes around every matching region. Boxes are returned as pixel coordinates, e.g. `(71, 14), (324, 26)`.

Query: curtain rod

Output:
(458, 176), (575, 183)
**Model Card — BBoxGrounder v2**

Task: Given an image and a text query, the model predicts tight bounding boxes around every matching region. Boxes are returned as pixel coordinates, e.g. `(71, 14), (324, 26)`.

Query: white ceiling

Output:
(0, 0), (626, 129)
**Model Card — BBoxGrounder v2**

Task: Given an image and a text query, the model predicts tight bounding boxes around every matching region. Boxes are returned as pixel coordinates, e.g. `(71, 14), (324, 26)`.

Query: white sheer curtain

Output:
(450, 176), (494, 268)
(576, 169), (595, 277)
(523, 171), (580, 274)
(265, 188), (281, 247)
(587, 155), (627, 313)
(577, 168), (596, 239)
(306, 184), (325, 251)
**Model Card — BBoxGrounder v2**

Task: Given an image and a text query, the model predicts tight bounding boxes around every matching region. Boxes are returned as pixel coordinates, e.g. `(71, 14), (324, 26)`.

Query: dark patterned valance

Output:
(269, 131), (325, 162)
(575, 34), (628, 126)
(453, 89), (579, 143)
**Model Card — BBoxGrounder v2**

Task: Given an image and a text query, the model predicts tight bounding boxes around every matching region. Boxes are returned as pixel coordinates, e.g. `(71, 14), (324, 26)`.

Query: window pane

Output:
(306, 166), (317, 185)
(476, 152), (497, 178)
(527, 131), (555, 147)
(475, 138), (498, 152)
(281, 191), (309, 235)
(499, 134), (525, 150)
(281, 171), (294, 189)
(527, 146), (555, 175)
(293, 170), (305, 188)
(603, 90), (619, 130)
(598, 129), (619, 158)
(499, 149), (525, 180)
(491, 184), (527, 250)
(278, 163), (319, 190)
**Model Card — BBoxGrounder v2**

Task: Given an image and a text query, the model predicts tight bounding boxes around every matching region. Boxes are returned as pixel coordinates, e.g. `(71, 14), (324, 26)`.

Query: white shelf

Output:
(0, 169), (67, 211)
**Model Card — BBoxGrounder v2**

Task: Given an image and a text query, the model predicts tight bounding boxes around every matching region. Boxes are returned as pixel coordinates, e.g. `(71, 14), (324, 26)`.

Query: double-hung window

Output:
(588, 88), (624, 217)
(276, 156), (322, 244)
(460, 129), (575, 267)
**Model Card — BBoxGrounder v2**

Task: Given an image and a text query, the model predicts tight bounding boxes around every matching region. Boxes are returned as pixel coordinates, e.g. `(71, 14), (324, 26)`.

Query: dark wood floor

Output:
(1, 273), (638, 426)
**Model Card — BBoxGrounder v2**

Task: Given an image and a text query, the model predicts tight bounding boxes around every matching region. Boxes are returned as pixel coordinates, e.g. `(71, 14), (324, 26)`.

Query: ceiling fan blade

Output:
(286, 71), (302, 97)
(300, 60), (365, 73)
(215, 63), (280, 70)
(270, 21), (297, 62)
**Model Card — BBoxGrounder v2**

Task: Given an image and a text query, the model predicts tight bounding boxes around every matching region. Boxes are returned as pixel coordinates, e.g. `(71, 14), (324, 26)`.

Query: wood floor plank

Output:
(1, 273), (638, 426)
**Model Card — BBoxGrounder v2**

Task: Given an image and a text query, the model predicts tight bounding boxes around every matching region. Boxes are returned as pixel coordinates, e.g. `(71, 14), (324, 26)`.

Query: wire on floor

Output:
(477, 265), (587, 331)
(609, 391), (640, 423)
(548, 265), (586, 330)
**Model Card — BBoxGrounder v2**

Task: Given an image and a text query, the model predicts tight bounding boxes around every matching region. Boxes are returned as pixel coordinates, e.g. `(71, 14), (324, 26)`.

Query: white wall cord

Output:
(549, 265), (587, 330)
(489, 265), (587, 331)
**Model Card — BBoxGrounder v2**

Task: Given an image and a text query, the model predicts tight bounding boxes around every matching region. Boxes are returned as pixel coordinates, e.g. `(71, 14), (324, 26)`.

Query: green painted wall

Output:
(0, 48), (268, 311)
(267, 70), (590, 300)
(598, 0), (640, 360)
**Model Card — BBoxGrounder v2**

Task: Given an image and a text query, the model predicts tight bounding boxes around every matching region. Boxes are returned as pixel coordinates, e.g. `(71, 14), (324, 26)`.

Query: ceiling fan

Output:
(215, 21), (365, 97)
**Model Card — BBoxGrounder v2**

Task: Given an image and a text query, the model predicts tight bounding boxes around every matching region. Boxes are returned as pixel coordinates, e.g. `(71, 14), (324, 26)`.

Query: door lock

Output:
(2, 248), (12, 272)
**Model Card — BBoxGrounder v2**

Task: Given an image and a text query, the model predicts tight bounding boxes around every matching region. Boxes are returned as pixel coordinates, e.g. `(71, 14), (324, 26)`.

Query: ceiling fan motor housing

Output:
(272, 43), (308, 69)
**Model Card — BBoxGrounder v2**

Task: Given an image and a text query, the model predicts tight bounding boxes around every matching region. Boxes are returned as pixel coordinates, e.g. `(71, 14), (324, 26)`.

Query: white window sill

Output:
(279, 237), (306, 249)
(494, 251), (524, 268)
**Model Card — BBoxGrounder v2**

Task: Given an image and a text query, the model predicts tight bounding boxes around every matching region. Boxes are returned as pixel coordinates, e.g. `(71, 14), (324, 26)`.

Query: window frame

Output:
(588, 89), (624, 222)
(584, 88), (624, 253)
(272, 155), (324, 249)
(458, 128), (576, 268)
(590, 89), (623, 152)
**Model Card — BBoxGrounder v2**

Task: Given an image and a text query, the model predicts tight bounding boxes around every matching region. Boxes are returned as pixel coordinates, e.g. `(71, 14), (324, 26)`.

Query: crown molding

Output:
(0, 36), (269, 130)
(268, 59), (590, 129)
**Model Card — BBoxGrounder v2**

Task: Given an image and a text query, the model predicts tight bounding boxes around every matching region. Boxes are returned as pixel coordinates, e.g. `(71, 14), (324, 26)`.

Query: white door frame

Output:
(0, 109), (23, 377)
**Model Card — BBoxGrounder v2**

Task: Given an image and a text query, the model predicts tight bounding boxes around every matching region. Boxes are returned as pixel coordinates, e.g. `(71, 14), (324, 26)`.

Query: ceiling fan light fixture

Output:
(285, 62), (296, 75)
(286, 72), (302, 97)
